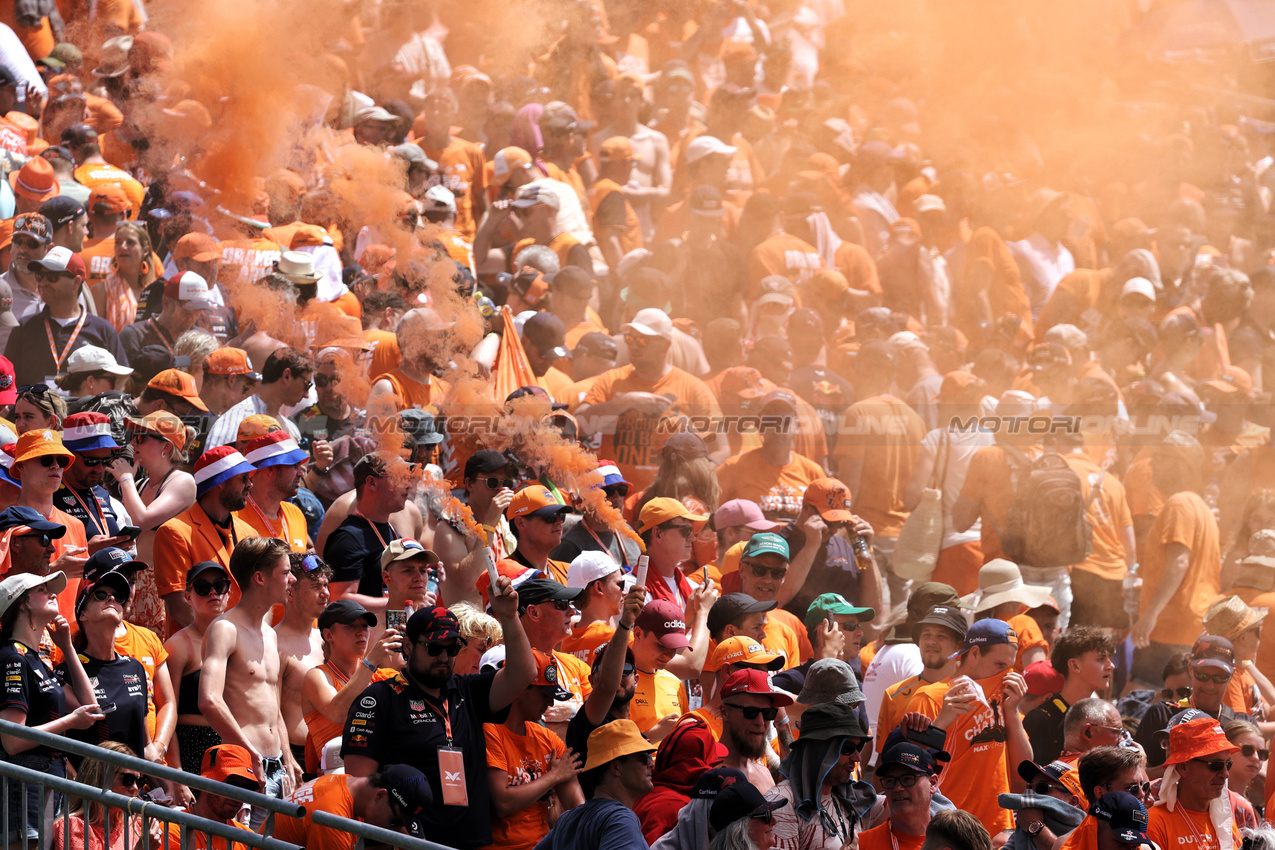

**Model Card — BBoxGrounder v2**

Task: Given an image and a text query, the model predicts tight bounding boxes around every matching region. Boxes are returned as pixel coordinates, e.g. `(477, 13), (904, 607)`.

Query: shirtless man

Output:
(275, 553), (331, 775)
(199, 536), (299, 828)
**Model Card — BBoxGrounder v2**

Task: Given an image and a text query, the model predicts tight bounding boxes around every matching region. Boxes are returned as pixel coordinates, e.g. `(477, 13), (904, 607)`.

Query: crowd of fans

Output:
(0, 2), (1271, 850)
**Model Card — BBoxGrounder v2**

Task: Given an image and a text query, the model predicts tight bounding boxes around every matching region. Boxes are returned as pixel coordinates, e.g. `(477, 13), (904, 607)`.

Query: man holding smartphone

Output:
(370, 539), (442, 650)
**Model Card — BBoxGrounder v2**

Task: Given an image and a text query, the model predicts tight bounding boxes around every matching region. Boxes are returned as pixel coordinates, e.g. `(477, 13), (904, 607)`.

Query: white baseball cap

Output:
(479, 644), (507, 672)
(684, 135), (738, 164)
(566, 551), (621, 590)
(621, 307), (673, 341)
(1121, 277), (1157, 303)
(422, 185), (457, 214)
(166, 271), (217, 311)
(63, 345), (133, 376)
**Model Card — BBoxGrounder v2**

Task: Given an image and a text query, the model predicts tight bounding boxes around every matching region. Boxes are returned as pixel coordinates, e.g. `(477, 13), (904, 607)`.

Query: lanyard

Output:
(248, 496), (284, 538)
(1176, 805), (1215, 849)
(420, 691), (453, 743)
(352, 510), (397, 549)
(580, 521), (629, 568)
(44, 312), (87, 371)
(67, 486), (108, 535)
(147, 319), (175, 355)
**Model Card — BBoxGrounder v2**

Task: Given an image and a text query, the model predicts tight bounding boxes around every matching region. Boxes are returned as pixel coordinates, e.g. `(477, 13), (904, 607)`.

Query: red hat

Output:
(0, 356), (15, 405)
(720, 668), (795, 707)
(1023, 659), (1065, 697)
(634, 599), (691, 649)
(652, 717), (727, 783)
(1164, 716), (1239, 766)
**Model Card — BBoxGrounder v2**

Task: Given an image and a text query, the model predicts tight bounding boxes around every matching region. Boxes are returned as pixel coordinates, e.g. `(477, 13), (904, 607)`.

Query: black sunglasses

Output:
(77, 454), (121, 467)
(115, 772), (141, 789)
(662, 523), (694, 539)
(314, 374), (340, 389)
(422, 639), (467, 657)
(1193, 669), (1231, 685)
(16, 532), (51, 547)
(602, 485), (628, 499)
(1031, 780), (1065, 796)
(549, 600), (575, 612)
(744, 560), (787, 580)
(1240, 745), (1270, 761)
(1191, 758), (1233, 772)
(37, 455), (70, 469)
(191, 578), (231, 597)
(484, 477), (517, 491)
(17, 384), (51, 396)
(723, 703), (778, 722)
(840, 738), (869, 755)
(89, 588), (124, 604)
(1159, 686), (1192, 701)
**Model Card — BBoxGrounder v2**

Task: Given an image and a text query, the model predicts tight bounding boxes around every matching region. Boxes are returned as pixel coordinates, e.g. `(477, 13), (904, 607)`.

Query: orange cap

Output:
(173, 232), (221, 263)
(9, 156), (58, 203)
(12, 429), (74, 475)
(147, 369), (209, 412)
(599, 136), (636, 163)
(506, 485), (572, 521)
(1202, 366), (1253, 396)
(237, 414), (281, 443)
(492, 147), (533, 186)
(200, 744), (259, 785)
(636, 497), (709, 531)
(125, 411), (188, 452)
(803, 478), (854, 523)
(718, 366), (774, 401)
(1164, 716), (1239, 765)
(582, 719), (656, 772)
(936, 370), (982, 404)
(88, 183), (131, 215)
(705, 636), (784, 673)
(204, 347), (260, 379)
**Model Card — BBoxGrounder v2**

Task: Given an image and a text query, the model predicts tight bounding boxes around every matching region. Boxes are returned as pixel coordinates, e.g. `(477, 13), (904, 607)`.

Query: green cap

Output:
(742, 532), (789, 560)
(804, 592), (876, 630)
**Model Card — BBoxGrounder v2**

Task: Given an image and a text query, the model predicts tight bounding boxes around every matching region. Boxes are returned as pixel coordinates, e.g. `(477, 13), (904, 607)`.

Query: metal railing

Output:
(310, 811), (456, 850)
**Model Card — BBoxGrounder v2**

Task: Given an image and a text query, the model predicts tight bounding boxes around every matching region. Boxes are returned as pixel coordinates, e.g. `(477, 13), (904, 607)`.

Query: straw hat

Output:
(961, 559), (1053, 613)
(1203, 595), (1265, 641)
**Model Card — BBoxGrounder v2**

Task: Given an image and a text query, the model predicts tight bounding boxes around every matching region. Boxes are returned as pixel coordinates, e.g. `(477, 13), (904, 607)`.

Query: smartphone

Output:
(385, 610), (406, 631)
(118, 526), (141, 540)
(100, 702), (117, 714)
(904, 725), (947, 751)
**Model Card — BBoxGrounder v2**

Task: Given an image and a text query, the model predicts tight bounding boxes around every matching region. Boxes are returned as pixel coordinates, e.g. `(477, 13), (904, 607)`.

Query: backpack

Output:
(998, 448), (1098, 568)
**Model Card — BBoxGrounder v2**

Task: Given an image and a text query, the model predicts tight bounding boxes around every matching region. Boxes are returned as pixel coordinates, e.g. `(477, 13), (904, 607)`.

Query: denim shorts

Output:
(0, 750), (66, 844)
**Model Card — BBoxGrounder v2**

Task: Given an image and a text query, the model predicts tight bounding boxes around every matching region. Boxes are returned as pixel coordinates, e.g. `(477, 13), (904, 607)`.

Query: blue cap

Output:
(0, 506), (65, 536)
(879, 742), (943, 776)
(1089, 792), (1149, 843)
(950, 618), (1018, 659)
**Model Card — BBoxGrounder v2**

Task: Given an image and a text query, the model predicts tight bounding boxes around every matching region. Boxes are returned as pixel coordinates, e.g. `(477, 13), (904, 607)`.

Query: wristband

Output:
(119, 474), (134, 483)
(775, 716), (791, 727)
(360, 657), (377, 673)
(616, 621), (631, 631)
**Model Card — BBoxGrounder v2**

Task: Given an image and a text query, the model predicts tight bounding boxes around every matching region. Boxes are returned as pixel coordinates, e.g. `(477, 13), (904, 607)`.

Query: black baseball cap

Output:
(706, 593), (776, 636)
(1190, 634), (1235, 674)
(879, 743), (942, 776)
(39, 196), (85, 230)
(317, 599), (377, 631)
(84, 547), (148, 584)
(1089, 792), (1150, 844)
(405, 606), (461, 643)
(381, 764), (432, 838)
(186, 561), (228, 584)
(708, 778), (788, 832)
(518, 578), (583, 608)
(522, 312), (569, 360)
(464, 449), (515, 479)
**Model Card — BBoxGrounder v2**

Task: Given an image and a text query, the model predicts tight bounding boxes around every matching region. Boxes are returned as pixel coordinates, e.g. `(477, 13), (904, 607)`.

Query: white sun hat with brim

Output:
(0, 571), (67, 619)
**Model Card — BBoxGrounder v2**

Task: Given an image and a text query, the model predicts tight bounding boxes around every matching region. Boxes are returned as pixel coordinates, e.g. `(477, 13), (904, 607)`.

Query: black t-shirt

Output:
(53, 485), (121, 539)
(341, 671), (507, 849)
(136, 282), (238, 344)
(1022, 695), (1069, 765)
(0, 640), (66, 756)
(783, 533), (858, 618)
(323, 514), (398, 597)
(565, 708), (621, 770)
(1134, 701), (1251, 767)
(56, 653), (148, 763)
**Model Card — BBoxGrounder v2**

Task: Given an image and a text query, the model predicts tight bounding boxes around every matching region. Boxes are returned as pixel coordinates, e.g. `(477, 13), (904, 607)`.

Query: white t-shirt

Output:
(861, 642), (922, 747)
(917, 425), (996, 550)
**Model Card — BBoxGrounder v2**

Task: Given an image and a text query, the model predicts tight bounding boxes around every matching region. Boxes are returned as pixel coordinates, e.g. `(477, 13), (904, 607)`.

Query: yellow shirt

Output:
(631, 669), (687, 735)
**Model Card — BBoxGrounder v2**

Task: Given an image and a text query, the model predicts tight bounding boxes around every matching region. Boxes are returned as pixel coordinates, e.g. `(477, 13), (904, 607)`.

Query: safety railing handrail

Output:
(0, 758), (302, 850)
(0, 717), (303, 819)
(310, 810), (456, 850)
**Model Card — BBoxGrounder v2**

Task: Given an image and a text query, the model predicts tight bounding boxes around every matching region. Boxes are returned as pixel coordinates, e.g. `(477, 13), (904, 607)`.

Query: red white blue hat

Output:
(194, 446), (254, 497)
(593, 460), (632, 493)
(62, 412), (119, 452)
(243, 431), (308, 470)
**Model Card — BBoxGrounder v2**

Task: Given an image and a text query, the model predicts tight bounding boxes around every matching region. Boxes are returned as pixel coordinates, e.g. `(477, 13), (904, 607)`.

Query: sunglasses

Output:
(78, 454), (121, 467)
(744, 560), (787, 580)
(300, 554), (324, 573)
(191, 578), (232, 597)
(624, 752), (654, 765)
(662, 523), (694, 539)
(1191, 758), (1233, 772)
(314, 374), (340, 389)
(16, 532), (51, 547)
(548, 600), (576, 612)
(422, 639), (467, 657)
(1193, 669), (1231, 685)
(18, 384), (52, 396)
(840, 738), (869, 756)
(723, 703), (779, 722)
(1031, 780), (1066, 796)
(624, 334), (657, 350)
(602, 485), (628, 498)
(483, 477), (517, 491)
(1122, 781), (1153, 797)
(36, 455), (70, 469)
(88, 588), (124, 604)
(130, 432), (160, 445)
(1240, 745), (1270, 761)
(1159, 686), (1192, 701)
(115, 773), (141, 790)
(879, 774), (921, 790)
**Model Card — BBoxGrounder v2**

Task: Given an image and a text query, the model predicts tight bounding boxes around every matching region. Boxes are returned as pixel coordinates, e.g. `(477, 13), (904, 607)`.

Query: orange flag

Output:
(494, 305), (537, 401)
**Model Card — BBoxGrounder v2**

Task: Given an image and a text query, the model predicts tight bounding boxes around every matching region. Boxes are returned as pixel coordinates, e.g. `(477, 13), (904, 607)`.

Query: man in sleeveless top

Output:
(368, 308), (452, 412)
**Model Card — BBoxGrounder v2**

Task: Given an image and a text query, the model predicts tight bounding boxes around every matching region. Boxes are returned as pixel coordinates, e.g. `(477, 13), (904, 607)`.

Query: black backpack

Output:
(997, 448), (1099, 569)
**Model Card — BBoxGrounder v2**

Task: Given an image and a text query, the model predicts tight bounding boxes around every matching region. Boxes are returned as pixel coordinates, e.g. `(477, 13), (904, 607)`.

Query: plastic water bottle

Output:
(1122, 564), (1141, 615)
(426, 567), (440, 597)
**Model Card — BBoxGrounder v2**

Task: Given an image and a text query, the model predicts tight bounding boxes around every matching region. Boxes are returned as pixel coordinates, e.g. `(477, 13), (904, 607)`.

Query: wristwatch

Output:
(1026, 822), (1046, 837)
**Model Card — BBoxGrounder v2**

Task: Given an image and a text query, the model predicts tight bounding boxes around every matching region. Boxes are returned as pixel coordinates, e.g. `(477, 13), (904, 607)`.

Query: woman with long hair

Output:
(634, 433), (720, 569)
(107, 413), (196, 633)
(10, 384), (67, 434)
(161, 562), (230, 774)
(92, 222), (160, 333)
(53, 741), (166, 850)
(0, 572), (103, 847)
(1225, 720), (1264, 828)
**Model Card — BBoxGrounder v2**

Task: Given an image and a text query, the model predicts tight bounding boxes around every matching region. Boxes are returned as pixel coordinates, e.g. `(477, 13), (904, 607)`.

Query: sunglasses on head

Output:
(1191, 757), (1233, 772)
(16, 532), (51, 547)
(18, 384), (51, 397)
(191, 578), (231, 597)
(840, 738), (869, 756)
(1193, 668), (1231, 685)
(301, 554), (324, 572)
(88, 588), (124, 604)
(879, 774), (920, 790)
(115, 772), (141, 790)
(422, 639), (467, 656)
(744, 560), (787, 580)
(723, 703), (778, 722)
(35, 455), (70, 469)
(483, 477), (517, 491)
(1240, 745), (1270, 760)
(313, 374), (340, 389)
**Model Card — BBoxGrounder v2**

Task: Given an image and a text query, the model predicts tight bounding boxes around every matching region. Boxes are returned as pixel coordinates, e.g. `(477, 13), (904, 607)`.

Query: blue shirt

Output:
(533, 798), (649, 850)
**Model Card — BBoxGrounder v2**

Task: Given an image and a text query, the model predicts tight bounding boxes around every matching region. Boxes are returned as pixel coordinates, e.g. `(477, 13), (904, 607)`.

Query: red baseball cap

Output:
(634, 599), (691, 649)
(720, 668), (794, 707)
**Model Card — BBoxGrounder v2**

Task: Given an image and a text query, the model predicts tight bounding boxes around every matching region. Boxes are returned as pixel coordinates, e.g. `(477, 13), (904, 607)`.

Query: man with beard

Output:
(236, 432), (310, 552)
(341, 588), (536, 850)
(54, 412), (128, 542)
(153, 446), (256, 635)
(565, 583), (645, 767)
(874, 605), (966, 755)
(858, 744), (945, 850)
(717, 668), (793, 793)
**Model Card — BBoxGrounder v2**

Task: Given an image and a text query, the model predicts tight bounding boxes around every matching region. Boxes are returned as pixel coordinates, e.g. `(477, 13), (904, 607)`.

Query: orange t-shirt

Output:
(1061, 454), (1133, 582)
(165, 819), (252, 850)
(553, 649), (592, 716)
(73, 163), (145, 216)
(959, 445), (1039, 562)
(1147, 802), (1240, 850)
(835, 242), (883, 297)
(563, 308), (608, 351)
(235, 500), (308, 552)
(1139, 491), (1220, 647)
(219, 236), (283, 286)
(835, 395), (928, 538)
(1059, 816), (1098, 850)
(539, 366), (574, 398)
(588, 177), (643, 254)
(379, 370), (451, 410)
(875, 674), (925, 754)
(1225, 665), (1259, 715)
(0, 0), (52, 59)
(761, 613), (803, 671)
(909, 671), (1015, 835)
(419, 136), (486, 240)
(715, 448), (826, 522)
(303, 662), (350, 776)
(857, 823), (925, 850)
(1008, 614), (1049, 672)
(563, 620), (614, 663)
(272, 775), (357, 850)
(582, 365), (722, 491)
(769, 608), (813, 667)
(481, 722), (568, 850)
(365, 329), (401, 380)
(80, 237), (116, 288)
(748, 231), (824, 299)
(958, 226), (1033, 339)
